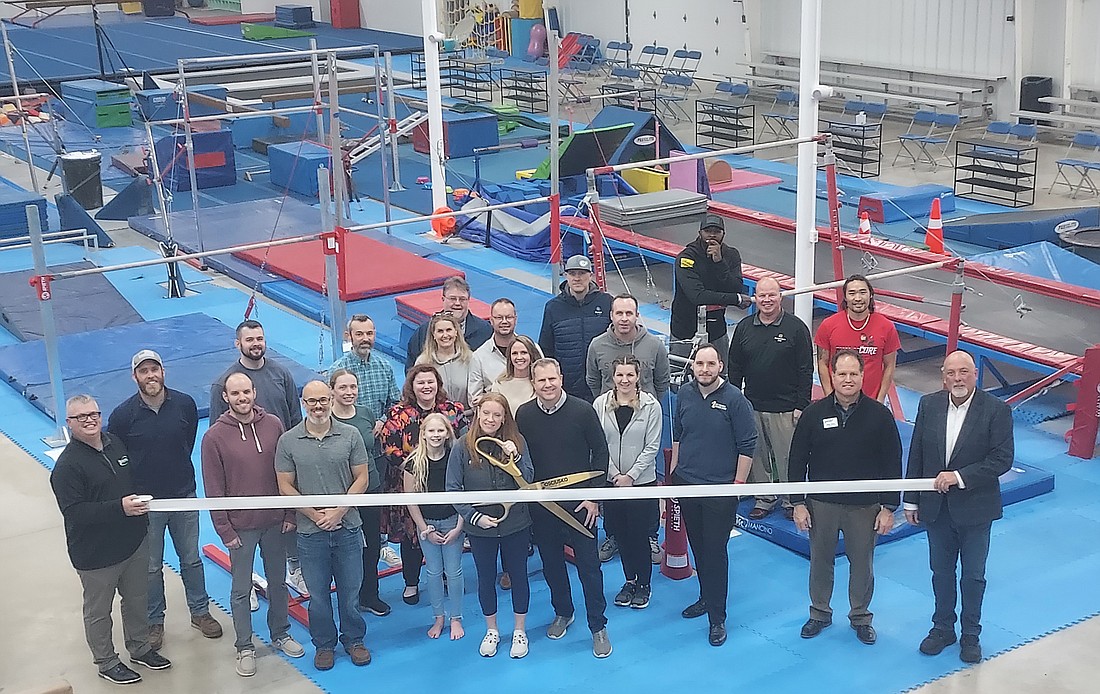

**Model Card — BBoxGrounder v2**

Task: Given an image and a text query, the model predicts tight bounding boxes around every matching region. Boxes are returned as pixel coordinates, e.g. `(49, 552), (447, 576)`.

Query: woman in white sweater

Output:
(488, 335), (539, 414)
(592, 355), (662, 610)
(417, 314), (474, 407)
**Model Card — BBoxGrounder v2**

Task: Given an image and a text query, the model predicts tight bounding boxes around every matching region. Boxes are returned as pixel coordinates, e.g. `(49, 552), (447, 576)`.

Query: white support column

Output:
(422, 0), (447, 211)
(1062, 0), (1076, 98)
(793, 0), (823, 327)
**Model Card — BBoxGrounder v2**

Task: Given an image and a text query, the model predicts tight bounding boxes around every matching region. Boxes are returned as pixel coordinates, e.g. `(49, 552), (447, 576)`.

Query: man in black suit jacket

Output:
(904, 351), (1014, 665)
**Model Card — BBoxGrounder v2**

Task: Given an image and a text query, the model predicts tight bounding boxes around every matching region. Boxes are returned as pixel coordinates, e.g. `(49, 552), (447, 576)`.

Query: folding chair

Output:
(1049, 131), (1100, 197)
(1009, 123), (1038, 144)
(893, 111), (960, 169)
(656, 74), (693, 122)
(761, 90), (799, 141)
(893, 110), (938, 166)
(665, 49), (702, 90)
(716, 81), (750, 105)
(603, 40), (632, 74)
(636, 45), (669, 84)
(985, 121), (1012, 140)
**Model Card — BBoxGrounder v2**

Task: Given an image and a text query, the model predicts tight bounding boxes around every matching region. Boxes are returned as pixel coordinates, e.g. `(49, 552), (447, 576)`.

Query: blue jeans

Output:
(297, 526), (366, 651)
(147, 501), (210, 624)
(420, 514), (464, 620)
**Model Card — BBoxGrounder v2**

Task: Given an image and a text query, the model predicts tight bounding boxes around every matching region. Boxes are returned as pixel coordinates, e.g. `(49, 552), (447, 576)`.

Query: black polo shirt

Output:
(107, 387), (199, 498)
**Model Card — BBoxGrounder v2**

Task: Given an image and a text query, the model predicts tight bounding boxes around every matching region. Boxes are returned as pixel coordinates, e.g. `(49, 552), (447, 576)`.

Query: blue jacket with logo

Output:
(538, 282), (612, 400)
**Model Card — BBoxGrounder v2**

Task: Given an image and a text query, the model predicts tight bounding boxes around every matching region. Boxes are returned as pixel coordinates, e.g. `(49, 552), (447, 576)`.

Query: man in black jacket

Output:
(790, 350), (902, 646)
(405, 276), (493, 370)
(904, 351), (1014, 665)
(516, 358), (612, 658)
(51, 394), (172, 685)
(670, 215), (751, 371)
(538, 255), (612, 401)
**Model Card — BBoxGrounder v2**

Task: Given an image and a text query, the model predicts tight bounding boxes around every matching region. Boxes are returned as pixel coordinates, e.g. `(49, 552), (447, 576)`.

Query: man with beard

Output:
(210, 320), (307, 594)
(108, 350), (222, 652)
(276, 380), (373, 670)
(814, 275), (900, 403)
(670, 344), (756, 647)
(210, 320), (303, 430)
(201, 373), (306, 677)
(539, 255), (612, 401)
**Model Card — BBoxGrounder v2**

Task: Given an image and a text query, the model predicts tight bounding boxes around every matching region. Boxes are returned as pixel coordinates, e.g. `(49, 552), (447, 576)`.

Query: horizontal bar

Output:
(150, 103), (327, 126)
(780, 259), (959, 298)
(0, 92), (50, 103)
(590, 134), (825, 175)
(147, 477), (936, 512)
(178, 45), (378, 67)
(342, 196), (555, 235)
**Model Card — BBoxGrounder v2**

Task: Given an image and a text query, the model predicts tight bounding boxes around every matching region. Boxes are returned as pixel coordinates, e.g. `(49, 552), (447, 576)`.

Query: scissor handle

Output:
(474, 436), (524, 481)
(474, 501), (514, 526)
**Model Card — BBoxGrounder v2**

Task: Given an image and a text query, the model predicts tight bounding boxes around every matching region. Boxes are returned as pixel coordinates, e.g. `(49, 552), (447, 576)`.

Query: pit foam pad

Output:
(233, 233), (459, 300)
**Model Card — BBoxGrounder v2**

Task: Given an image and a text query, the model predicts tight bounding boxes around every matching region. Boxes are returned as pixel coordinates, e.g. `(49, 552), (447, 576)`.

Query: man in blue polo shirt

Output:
(670, 344), (756, 647)
(108, 349), (223, 652)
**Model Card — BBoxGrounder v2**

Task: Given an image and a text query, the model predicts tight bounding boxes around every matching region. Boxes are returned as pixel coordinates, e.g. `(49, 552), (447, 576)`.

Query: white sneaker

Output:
(235, 649), (256, 677)
(479, 629), (500, 657)
(273, 635), (305, 658)
(287, 568), (309, 598)
(510, 630), (529, 659)
(249, 587), (259, 612)
(380, 546), (402, 568)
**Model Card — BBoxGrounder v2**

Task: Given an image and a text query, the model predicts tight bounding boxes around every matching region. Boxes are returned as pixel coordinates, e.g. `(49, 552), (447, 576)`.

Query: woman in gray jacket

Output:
(593, 356), (662, 610)
(446, 392), (533, 659)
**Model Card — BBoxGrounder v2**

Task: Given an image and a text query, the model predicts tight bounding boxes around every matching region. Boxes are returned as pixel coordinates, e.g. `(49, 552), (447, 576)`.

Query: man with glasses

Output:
(108, 350), (222, 652)
(405, 276), (492, 370)
(468, 298), (534, 404)
(51, 394), (172, 684)
(276, 380), (373, 671)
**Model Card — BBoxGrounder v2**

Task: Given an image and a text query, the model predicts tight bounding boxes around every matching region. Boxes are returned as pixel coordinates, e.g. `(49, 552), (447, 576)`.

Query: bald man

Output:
(904, 351), (1013, 665)
(726, 278), (814, 520)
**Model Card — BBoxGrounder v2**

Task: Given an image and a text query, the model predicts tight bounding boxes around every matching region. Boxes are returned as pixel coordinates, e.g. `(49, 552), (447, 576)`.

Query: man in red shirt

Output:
(814, 275), (900, 403)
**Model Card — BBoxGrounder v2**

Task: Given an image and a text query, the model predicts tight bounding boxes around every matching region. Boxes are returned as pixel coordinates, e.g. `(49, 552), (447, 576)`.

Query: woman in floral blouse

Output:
(381, 364), (466, 605)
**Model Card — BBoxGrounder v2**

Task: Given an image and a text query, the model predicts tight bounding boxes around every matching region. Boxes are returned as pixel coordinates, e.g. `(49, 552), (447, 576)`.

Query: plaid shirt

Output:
(328, 350), (400, 423)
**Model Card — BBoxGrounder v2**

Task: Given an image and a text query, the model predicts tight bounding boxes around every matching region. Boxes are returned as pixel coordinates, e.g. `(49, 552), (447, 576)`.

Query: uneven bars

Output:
(41, 196), (556, 282)
(588, 134), (825, 175)
(147, 477), (937, 513)
(779, 258), (960, 299)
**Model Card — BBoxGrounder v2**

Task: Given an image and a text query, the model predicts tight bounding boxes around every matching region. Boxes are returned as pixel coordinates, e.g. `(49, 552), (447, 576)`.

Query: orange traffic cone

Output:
(858, 211), (872, 241)
(925, 197), (945, 254)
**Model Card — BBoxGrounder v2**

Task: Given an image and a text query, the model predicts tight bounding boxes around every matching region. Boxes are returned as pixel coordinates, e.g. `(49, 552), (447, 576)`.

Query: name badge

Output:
(822, 417), (839, 429)
(711, 401), (727, 411)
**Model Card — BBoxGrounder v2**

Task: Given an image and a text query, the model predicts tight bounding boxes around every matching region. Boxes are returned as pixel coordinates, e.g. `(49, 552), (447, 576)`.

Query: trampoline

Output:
(233, 232), (460, 300)
(0, 312), (316, 420)
(0, 261), (143, 341)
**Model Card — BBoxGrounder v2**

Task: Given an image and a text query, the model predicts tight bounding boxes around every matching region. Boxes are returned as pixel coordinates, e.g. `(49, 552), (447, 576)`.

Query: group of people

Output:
(49, 220), (1014, 682)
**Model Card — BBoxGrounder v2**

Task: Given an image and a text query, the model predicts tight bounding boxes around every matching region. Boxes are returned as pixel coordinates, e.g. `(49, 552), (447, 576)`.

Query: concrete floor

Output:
(1, 75), (1097, 693)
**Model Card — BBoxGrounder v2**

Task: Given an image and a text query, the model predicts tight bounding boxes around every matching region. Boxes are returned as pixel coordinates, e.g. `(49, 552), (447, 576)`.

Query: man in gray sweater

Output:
(586, 293), (671, 401)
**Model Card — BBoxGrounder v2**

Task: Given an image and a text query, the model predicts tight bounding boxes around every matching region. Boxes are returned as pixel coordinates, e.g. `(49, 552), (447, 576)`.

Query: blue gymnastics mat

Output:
(0, 312), (316, 420)
(0, 261), (144, 341)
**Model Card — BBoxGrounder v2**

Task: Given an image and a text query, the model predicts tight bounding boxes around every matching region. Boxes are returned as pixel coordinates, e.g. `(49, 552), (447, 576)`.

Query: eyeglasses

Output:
(433, 310), (454, 318)
(302, 397), (331, 407)
(66, 412), (101, 423)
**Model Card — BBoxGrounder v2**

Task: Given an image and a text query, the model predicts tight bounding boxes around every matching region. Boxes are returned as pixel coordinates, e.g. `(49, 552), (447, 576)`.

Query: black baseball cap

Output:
(700, 215), (725, 232)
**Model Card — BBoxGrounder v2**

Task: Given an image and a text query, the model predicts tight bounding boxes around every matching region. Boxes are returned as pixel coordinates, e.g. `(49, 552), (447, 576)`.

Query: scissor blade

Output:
(539, 501), (595, 539)
(537, 471), (604, 489)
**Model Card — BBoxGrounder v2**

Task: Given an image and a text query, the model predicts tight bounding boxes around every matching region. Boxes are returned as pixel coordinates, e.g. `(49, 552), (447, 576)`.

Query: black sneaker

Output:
(613, 582), (636, 607)
(99, 663), (142, 685)
(630, 584), (651, 609)
(681, 598), (707, 619)
(919, 628), (957, 655)
(131, 650), (172, 671)
(360, 598), (392, 617)
(960, 635), (982, 663)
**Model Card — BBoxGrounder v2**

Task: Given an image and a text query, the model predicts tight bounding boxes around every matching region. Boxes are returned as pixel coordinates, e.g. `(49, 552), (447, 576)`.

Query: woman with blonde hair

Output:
(417, 313), (474, 407)
(445, 392), (533, 659)
(404, 412), (465, 640)
(488, 334), (539, 414)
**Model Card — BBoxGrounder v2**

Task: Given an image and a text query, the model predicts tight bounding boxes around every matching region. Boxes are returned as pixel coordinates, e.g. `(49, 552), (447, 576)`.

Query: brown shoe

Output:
(499, 572), (512, 591)
(748, 507), (770, 521)
(148, 624), (164, 651)
(346, 643), (372, 666)
(314, 649), (335, 670)
(190, 614), (223, 639)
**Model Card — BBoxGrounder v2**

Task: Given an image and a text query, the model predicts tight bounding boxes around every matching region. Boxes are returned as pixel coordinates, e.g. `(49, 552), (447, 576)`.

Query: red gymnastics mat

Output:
(233, 233), (460, 300)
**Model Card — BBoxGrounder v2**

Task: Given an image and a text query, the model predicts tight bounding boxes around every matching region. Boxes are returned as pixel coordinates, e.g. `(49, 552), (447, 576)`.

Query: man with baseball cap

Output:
(539, 254), (612, 401)
(670, 215), (751, 374)
(108, 350), (223, 652)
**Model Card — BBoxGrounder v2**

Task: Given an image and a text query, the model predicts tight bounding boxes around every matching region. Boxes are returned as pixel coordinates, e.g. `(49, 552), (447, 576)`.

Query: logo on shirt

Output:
(774, 333), (787, 343)
(710, 401), (727, 411)
(680, 258), (695, 269)
(118, 456), (129, 467)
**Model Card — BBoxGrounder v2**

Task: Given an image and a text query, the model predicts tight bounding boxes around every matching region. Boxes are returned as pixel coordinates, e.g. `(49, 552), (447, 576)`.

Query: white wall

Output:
(1071, 0), (1100, 90)
(359, 0), (426, 36)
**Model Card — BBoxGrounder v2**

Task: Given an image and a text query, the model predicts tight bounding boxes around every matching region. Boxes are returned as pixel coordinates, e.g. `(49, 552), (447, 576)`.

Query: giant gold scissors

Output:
(474, 436), (603, 538)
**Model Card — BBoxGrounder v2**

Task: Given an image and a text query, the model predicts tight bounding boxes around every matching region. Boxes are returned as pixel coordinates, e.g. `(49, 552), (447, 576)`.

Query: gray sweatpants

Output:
(76, 537), (152, 672)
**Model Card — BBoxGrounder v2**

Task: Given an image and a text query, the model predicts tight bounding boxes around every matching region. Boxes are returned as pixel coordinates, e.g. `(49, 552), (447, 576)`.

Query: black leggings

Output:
(400, 540), (425, 588)
(604, 491), (659, 587)
(468, 528), (530, 617)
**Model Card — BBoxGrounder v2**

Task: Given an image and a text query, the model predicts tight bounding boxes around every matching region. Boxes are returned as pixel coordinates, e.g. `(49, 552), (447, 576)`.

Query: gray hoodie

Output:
(585, 322), (671, 400)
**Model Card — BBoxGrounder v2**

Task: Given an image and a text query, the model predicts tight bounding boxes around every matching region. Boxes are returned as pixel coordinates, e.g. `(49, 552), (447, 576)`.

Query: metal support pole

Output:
(309, 39), (328, 145)
(1068, 345), (1100, 459)
(27, 205), (69, 447)
(384, 51), (405, 192)
(548, 22), (562, 289)
(327, 53), (347, 226)
(421, 0), (447, 211)
(823, 141), (845, 306)
(793, 0), (823, 327)
(318, 166), (345, 360)
(585, 171), (607, 290)
(947, 261), (965, 353)
(373, 47), (393, 232)
(177, 60), (206, 265)
(1, 23), (40, 195)
(142, 119), (181, 288)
